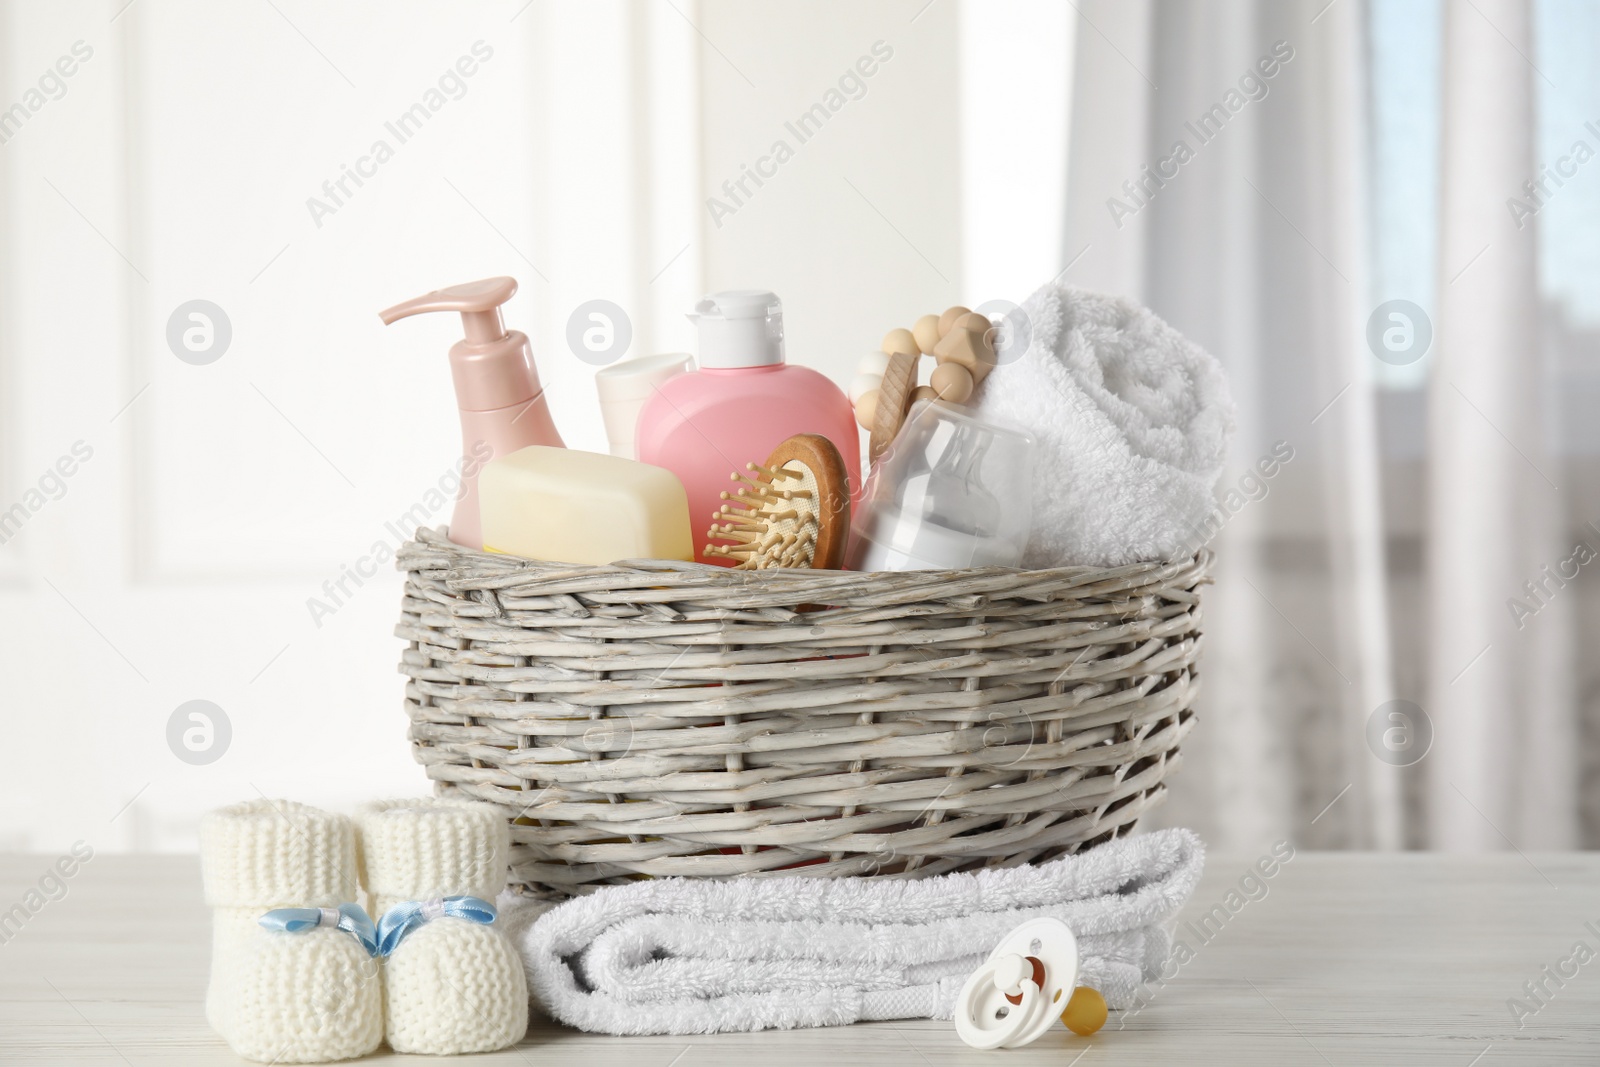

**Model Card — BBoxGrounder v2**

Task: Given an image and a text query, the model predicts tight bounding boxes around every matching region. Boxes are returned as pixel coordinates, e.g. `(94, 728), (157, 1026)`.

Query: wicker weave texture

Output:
(395, 527), (1211, 898)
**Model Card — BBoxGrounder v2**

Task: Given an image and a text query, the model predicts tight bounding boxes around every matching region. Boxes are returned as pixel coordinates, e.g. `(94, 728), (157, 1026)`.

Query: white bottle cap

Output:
(688, 290), (785, 369)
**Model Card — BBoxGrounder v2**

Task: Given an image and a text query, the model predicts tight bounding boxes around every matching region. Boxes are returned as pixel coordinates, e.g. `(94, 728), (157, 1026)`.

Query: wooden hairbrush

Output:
(704, 434), (851, 569)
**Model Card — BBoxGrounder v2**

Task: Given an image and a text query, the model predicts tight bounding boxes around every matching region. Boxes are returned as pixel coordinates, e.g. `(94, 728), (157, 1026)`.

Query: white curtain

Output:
(1062, 0), (1581, 850)
(1427, 0), (1575, 850)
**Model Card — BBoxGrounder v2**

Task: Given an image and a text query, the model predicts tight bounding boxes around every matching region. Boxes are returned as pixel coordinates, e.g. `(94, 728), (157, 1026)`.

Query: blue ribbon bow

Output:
(375, 895), (497, 957)
(258, 902), (379, 957)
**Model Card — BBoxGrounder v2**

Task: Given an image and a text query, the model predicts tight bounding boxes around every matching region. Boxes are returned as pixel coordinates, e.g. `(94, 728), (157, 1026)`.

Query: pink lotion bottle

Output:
(636, 290), (860, 566)
(380, 276), (564, 548)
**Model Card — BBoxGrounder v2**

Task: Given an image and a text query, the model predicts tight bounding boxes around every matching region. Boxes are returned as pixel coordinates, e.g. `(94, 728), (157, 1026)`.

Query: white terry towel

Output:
(971, 282), (1236, 568)
(518, 828), (1203, 1036)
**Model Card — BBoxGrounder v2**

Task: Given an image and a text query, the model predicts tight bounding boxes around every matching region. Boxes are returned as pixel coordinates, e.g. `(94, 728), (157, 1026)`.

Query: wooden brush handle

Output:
(767, 434), (851, 571)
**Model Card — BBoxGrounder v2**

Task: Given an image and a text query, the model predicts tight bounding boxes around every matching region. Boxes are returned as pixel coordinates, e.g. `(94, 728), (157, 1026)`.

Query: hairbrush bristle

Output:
(705, 435), (850, 570)
(704, 461), (821, 569)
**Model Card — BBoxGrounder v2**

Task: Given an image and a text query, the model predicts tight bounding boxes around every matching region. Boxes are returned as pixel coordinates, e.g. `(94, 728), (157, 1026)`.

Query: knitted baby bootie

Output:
(357, 797), (528, 1055)
(199, 799), (382, 1063)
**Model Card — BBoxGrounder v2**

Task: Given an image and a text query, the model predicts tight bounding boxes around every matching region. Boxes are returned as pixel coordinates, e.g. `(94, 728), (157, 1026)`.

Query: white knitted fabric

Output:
(199, 799), (381, 1063)
(969, 281), (1236, 567)
(356, 797), (528, 1054)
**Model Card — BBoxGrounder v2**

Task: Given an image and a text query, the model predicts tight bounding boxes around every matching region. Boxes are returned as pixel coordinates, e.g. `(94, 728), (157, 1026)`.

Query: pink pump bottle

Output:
(636, 290), (860, 566)
(380, 276), (563, 548)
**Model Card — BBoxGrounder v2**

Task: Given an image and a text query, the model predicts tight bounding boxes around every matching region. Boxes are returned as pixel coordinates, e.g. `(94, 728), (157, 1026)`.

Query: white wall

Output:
(697, 0), (963, 404)
(0, 0), (1070, 852)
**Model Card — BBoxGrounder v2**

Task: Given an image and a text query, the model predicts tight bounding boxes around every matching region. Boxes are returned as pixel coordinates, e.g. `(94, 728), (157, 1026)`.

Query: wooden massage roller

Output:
(850, 306), (998, 462)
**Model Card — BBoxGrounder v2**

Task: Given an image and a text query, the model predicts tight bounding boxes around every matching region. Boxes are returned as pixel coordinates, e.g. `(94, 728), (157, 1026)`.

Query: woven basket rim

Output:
(401, 524), (1213, 588)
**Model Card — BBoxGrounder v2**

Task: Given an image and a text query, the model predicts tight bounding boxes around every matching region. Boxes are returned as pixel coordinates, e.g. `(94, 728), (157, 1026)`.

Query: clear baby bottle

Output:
(846, 400), (1034, 571)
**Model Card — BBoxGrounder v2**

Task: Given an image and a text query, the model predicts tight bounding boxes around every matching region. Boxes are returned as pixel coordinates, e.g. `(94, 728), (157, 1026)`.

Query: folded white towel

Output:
(971, 283), (1236, 567)
(518, 828), (1203, 1036)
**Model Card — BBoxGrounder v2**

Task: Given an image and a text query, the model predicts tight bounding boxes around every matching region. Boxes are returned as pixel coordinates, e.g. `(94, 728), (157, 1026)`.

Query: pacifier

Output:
(953, 917), (1079, 1050)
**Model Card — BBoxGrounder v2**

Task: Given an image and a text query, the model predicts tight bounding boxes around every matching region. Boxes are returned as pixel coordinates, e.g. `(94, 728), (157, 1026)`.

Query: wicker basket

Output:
(395, 526), (1210, 898)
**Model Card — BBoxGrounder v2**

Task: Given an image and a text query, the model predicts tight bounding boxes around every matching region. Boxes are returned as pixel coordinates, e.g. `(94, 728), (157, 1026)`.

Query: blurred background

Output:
(0, 0), (1592, 854)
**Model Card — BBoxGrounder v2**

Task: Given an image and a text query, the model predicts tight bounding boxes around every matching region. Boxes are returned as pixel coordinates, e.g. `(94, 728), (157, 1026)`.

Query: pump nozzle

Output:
(378, 274), (564, 549)
(379, 276), (517, 345)
(380, 276), (540, 411)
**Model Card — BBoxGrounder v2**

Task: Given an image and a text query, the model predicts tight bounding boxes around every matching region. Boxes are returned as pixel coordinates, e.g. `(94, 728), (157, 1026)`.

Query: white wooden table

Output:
(2, 851), (1597, 1064)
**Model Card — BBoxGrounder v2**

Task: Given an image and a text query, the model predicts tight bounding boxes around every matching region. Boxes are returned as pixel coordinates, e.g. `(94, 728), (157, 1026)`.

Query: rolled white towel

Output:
(971, 282), (1236, 567)
(519, 828), (1204, 1036)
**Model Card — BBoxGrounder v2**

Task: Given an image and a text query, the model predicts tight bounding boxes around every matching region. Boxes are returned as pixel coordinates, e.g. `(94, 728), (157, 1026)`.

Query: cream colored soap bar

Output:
(478, 446), (694, 565)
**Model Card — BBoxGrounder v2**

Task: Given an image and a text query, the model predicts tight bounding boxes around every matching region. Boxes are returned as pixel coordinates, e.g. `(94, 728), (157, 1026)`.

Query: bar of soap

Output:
(479, 446), (693, 564)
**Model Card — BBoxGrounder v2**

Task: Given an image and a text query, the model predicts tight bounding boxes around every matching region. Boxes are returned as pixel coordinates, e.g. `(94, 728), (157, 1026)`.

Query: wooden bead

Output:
(849, 371), (883, 404)
(881, 327), (919, 358)
(910, 385), (939, 406)
(854, 389), (879, 430)
(929, 361), (973, 403)
(932, 322), (997, 382)
(958, 313), (999, 381)
(912, 314), (942, 355)
(937, 305), (971, 336)
(955, 312), (992, 338)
